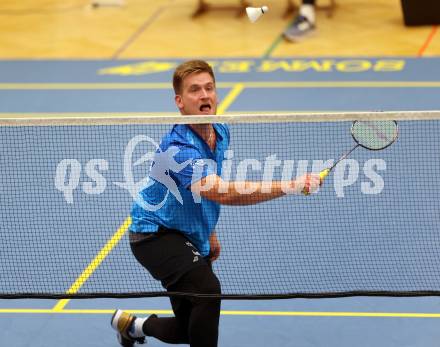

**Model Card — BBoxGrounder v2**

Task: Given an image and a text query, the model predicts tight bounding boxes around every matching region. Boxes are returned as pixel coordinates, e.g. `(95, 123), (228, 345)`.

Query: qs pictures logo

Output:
(54, 136), (388, 207)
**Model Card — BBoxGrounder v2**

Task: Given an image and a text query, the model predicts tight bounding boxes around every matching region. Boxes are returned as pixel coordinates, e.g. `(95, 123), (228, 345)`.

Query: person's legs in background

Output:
(283, 0), (316, 42)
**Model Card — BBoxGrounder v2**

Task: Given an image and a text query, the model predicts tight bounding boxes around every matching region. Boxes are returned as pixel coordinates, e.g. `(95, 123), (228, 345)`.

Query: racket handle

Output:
(319, 168), (330, 181)
(302, 169), (330, 196)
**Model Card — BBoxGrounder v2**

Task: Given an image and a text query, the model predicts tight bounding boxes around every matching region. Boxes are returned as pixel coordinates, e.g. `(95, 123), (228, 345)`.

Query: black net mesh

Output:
(0, 114), (439, 299)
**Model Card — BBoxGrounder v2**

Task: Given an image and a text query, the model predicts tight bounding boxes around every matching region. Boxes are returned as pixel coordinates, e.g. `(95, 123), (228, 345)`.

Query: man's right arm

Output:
(190, 173), (321, 205)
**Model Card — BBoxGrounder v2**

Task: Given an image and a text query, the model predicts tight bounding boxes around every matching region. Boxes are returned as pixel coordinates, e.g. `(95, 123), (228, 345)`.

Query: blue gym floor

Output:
(1, 57), (440, 347)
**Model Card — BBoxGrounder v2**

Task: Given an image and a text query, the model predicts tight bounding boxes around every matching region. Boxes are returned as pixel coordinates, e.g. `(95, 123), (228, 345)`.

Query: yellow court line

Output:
(2, 308), (440, 318)
(51, 86), (242, 312)
(1, 81), (440, 90)
(52, 217), (132, 311)
(0, 83), (172, 90)
(232, 81), (440, 88)
(217, 83), (244, 114)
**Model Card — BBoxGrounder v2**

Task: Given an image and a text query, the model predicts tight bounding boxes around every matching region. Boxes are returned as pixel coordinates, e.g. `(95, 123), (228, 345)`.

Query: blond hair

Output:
(172, 60), (215, 95)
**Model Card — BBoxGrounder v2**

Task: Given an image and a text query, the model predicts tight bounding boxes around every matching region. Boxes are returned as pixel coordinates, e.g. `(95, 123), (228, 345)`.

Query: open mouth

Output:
(199, 104), (211, 112)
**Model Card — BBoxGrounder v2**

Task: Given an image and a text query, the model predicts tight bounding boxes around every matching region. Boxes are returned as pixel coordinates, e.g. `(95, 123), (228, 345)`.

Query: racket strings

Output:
(351, 120), (398, 150)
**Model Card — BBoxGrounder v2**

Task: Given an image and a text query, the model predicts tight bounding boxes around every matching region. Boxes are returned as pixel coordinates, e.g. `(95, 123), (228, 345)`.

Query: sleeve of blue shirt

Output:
(171, 145), (217, 189)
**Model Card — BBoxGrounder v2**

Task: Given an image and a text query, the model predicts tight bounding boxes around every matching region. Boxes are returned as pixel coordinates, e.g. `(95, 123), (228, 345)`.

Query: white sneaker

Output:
(111, 310), (146, 346)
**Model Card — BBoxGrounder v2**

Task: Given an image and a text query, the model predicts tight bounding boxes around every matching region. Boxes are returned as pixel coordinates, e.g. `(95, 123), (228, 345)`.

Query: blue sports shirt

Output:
(130, 123), (230, 257)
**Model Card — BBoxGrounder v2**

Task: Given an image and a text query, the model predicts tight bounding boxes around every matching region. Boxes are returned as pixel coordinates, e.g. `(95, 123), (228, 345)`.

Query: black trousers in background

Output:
(130, 230), (221, 347)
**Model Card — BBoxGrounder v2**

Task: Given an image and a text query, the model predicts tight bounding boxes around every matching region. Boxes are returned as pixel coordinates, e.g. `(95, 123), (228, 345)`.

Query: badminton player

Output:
(111, 59), (321, 347)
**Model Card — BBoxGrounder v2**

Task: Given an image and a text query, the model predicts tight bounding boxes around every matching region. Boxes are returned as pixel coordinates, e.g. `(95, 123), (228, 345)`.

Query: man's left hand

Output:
(209, 232), (221, 262)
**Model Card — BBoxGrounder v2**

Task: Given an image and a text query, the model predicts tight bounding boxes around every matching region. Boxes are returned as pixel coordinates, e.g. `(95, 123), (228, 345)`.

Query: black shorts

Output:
(129, 228), (210, 289)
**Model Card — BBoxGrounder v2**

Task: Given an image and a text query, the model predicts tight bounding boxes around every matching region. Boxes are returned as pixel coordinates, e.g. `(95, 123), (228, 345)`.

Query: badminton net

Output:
(0, 111), (439, 299)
